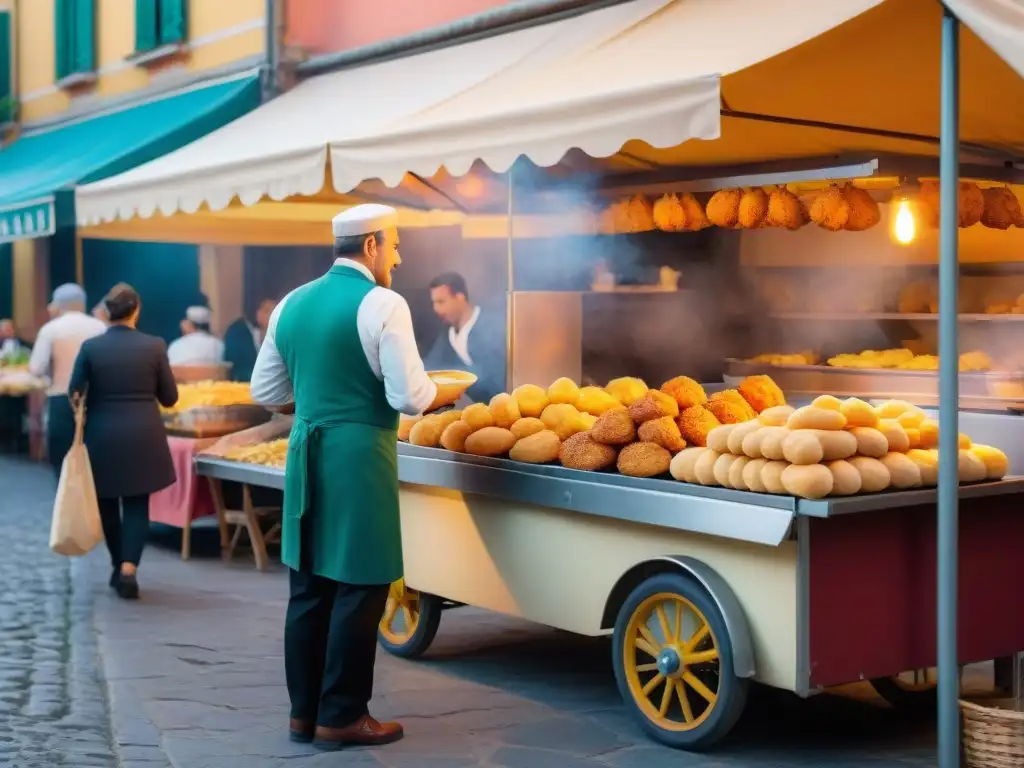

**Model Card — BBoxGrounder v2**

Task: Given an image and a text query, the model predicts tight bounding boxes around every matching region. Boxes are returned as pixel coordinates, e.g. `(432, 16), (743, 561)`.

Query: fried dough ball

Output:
(848, 456), (891, 493)
(840, 398), (879, 428)
(737, 374), (785, 413)
(812, 394), (843, 411)
(766, 186), (808, 230)
(629, 390), (679, 423)
(782, 431), (825, 465)
(958, 182), (985, 228)
(713, 453), (741, 488)
(759, 426), (790, 461)
(547, 377), (581, 405)
(969, 444), (1009, 480)
(706, 188), (742, 228)
(409, 415), (445, 447)
(880, 452), (923, 489)
(827, 460), (863, 496)
(782, 463), (834, 499)
(580, 412), (597, 430)
(606, 377), (649, 406)
(809, 184), (850, 231)
(678, 406), (722, 448)
(727, 420), (763, 456)
(577, 386), (621, 416)
(694, 449), (721, 485)
(877, 419), (910, 454)
(875, 399), (915, 419)
(618, 442), (672, 478)
(706, 389), (757, 424)
(758, 405), (795, 427)
(670, 447), (705, 484)
(705, 423), (736, 453)
(743, 458), (769, 492)
(738, 187), (769, 229)
(462, 403), (495, 432)
(510, 430), (561, 464)
(435, 410), (464, 431)
(729, 456), (752, 490)
(741, 427), (767, 458)
(896, 408), (926, 429)
(958, 449), (987, 483)
(813, 429), (858, 461)
(981, 187), (1022, 230)
(559, 432), (617, 471)
(653, 193), (687, 232)
(787, 406), (846, 431)
(464, 427), (517, 457)
(512, 384), (549, 418)
(680, 192), (711, 231)
(849, 426), (889, 458)
(398, 415), (421, 442)
(439, 420), (474, 452)
(590, 407), (636, 446)
(760, 460), (789, 494)
(489, 393), (521, 429)
(842, 183), (881, 231)
(638, 416), (687, 453)
(541, 403), (587, 441)
(661, 376), (707, 410)
(906, 449), (939, 485)
(510, 417), (547, 440)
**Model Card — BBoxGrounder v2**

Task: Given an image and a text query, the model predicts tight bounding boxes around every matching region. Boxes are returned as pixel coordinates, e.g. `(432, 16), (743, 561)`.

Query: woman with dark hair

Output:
(69, 283), (179, 599)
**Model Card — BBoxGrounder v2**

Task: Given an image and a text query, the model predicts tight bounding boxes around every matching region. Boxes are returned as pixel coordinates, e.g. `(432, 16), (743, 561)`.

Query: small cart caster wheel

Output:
(870, 670), (937, 711)
(612, 572), (747, 751)
(377, 578), (442, 659)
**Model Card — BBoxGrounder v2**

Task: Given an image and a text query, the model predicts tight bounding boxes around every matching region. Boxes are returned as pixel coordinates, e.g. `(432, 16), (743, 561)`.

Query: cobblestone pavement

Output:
(0, 457), (117, 768)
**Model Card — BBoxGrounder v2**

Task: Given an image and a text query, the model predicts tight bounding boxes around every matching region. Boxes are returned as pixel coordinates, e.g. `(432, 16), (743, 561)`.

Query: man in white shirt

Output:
(166, 306), (225, 367)
(251, 204), (437, 751)
(29, 283), (107, 474)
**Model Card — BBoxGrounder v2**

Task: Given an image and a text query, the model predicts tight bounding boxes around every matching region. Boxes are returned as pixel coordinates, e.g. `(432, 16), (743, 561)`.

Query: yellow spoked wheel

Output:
(870, 668), (938, 710)
(613, 573), (747, 751)
(377, 578), (443, 659)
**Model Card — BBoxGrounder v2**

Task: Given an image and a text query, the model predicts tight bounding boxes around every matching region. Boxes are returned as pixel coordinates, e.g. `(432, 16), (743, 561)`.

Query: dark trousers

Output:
(99, 495), (151, 568)
(285, 568), (389, 728)
(46, 396), (75, 476)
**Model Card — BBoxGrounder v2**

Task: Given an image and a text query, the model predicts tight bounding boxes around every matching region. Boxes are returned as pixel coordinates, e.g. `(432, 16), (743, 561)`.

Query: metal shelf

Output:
(770, 312), (1024, 323)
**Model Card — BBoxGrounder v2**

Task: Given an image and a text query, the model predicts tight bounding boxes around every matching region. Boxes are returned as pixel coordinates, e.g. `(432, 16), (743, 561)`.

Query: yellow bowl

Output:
(427, 370), (478, 410)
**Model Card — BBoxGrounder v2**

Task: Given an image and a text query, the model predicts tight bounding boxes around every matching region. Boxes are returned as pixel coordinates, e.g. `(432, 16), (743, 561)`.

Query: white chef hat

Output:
(185, 306), (212, 325)
(332, 204), (398, 238)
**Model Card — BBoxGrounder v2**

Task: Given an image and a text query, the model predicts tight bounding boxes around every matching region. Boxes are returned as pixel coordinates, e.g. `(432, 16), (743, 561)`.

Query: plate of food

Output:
(427, 370), (478, 410)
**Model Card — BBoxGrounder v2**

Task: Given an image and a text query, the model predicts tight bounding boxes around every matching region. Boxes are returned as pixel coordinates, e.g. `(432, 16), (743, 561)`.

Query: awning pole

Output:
(937, 6), (960, 767)
(505, 166), (515, 392)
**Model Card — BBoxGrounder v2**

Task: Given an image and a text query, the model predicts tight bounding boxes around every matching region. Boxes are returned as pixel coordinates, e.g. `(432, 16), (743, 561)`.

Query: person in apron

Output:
(250, 204), (437, 750)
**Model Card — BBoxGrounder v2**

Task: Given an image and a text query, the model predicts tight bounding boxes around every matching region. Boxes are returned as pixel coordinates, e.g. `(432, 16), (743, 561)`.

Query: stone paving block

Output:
(601, 745), (727, 768)
(494, 716), (627, 756)
(490, 745), (608, 768)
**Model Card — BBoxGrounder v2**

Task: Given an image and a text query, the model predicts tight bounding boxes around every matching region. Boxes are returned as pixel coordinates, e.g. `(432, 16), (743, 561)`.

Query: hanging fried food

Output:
(617, 442), (672, 478)
(705, 389), (757, 424)
(981, 187), (1022, 230)
(917, 180), (941, 228)
(652, 193), (687, 233)
(605, 377), (648, 406)
(809, 184), (850, 231)
(660, 376), (707, 410)
(679, 192), (711, 231)
(842, 183), (881, 231)
(677, 405), (721, 447)
(559, 431), (618, 471)
(628, 390), (679, 424)
(625, 194), (655, 233)
(590, 407), (636, 446)
(766, 186), (808, 230)
(958, 182), (985, 228)
(737, 375), (785, 413)
(705, 188), (742, 228)
(738, 187), (769, 229)
(637, 416), (686, 454)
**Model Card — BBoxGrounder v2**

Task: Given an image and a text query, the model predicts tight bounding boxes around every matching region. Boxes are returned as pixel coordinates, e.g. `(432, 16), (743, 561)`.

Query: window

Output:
(0, 12), (11, 123)
(54, 0), (96, 81)
(135, 0), (188, 53)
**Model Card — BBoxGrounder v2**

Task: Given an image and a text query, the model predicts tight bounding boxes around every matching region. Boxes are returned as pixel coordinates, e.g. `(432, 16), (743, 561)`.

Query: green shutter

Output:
(0, 12), (11, 122)
(135, 0), (158, 51)
(54, 0), (72, 80)
(158, 0), (187, 44)
(72, 0), (96, 73)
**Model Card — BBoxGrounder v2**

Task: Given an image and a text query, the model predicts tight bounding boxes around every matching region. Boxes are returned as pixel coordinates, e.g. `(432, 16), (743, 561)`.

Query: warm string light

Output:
(894, 196), (916, 245)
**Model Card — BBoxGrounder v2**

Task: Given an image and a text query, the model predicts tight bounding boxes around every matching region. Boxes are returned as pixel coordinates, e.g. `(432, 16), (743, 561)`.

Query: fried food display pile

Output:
(161, 381), (254, 414)
(223, 439), (289, 469)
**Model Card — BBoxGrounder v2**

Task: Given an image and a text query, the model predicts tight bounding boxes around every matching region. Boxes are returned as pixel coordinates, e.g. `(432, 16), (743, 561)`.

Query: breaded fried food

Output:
(590, 407), (636, 446)
(652, 193), (687, 233)
(464, 427), (517, 457)
(541, 403), (587, 441)
(737, 375), (785, 413)
(628, 390), (679, 424)
(766, 186), (808, 230)
(958, 182), (985, 228)
(738, 187), (769, 229)
(512, 384), (548, 418)
(677, 405), (721, 447)
(679, 192), (711, 231)
(842, 183), (881, 231)
(462, 403), (495, 431)
(510, 417), (547, 440)
(577, 386), (621, 416)
(637, 416), (686, 453)
(559, 432), (618, 471)
(439, 420), (474, 452)
(409, 415), (445, 447)
(547, 377), (580, 405)
(489, 393), (521, 429)
(605, 377), (648, 406)
(398, 415), (421, 442)
(706, 188), (742, 228)
(510, 430), (561, 464)
(617, 442), (672, 478)
(706, 389), (757, 424)
(810, 184), (850, 231)
(660, 376), (707, 410)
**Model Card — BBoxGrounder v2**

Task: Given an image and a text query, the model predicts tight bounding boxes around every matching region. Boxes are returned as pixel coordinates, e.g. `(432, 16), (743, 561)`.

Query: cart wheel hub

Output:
(657, 648), (682, 677)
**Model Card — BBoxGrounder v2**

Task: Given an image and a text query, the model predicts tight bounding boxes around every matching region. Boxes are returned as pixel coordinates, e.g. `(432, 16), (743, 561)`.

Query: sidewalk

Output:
(90, 536), (942, 768)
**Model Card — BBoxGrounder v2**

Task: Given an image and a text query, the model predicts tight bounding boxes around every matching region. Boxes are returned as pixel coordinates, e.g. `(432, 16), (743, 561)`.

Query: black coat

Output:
(222, 317), (258, 382)
(69, 325), (179, 499)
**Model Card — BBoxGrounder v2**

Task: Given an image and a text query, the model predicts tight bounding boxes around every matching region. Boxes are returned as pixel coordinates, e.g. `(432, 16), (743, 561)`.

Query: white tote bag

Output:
(49, 393), (103, 556)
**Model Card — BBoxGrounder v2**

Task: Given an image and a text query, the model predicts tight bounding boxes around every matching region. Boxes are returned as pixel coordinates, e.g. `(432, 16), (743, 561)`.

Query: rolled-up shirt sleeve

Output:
(28, 325), (51, 378)
(250, 299), (295, 406)
(374, 292), (437, 416)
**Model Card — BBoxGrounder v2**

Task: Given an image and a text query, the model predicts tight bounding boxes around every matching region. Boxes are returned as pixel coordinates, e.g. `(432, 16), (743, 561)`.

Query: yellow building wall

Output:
(16, 0), (266, 123)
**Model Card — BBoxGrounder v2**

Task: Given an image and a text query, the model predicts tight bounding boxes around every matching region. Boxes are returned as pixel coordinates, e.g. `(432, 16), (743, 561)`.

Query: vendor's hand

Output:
(267, 403), (295, 415)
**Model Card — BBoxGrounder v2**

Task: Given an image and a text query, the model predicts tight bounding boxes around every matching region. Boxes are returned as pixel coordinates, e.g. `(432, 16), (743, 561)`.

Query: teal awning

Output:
(0, 73), (259, 243)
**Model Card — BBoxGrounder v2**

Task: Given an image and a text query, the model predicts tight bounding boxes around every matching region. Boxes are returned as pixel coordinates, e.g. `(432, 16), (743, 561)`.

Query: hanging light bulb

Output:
(894, 196), (916, 245)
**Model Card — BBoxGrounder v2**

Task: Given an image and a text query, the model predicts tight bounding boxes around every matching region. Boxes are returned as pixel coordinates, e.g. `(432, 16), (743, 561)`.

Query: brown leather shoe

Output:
(288, 718), (315, 743)
(313, 715), (404, 750)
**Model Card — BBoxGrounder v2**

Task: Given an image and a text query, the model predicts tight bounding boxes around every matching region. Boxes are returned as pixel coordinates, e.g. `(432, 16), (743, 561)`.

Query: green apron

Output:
(275, 265), (402, 585)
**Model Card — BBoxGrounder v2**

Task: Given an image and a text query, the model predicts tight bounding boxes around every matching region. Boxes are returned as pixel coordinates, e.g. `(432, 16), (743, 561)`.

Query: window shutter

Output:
(72, 0), (96, 73)
(54, 0), (72, 80)
(0, 12), (11, 122)
(158, 0), (187, 45)
(135, 0), (158, 52)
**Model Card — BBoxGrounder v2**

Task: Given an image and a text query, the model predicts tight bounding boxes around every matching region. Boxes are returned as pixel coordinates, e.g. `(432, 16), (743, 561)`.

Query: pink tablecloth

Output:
(149, 436), (215, 528)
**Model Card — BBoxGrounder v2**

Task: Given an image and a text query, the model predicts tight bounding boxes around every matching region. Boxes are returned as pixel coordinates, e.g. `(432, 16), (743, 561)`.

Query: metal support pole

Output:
(937, 7), (961, 767)
(505, 166), (515, 392)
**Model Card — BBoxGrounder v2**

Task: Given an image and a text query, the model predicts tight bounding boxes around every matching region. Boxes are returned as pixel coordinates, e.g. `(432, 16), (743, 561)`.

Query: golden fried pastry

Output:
(875, 399), (915, 419)
(760, 460), (789, 494)
(827, 460), (862, 496)
(906, 449), (939, 485)
(541, 403), (587, 441)
(559, 432), (618, 471)
(580, 412), (597, 430)
(693, 449), (721, 486)
(737, 375), (785, 413)
(680, 192), (711, 231)
(787, 406), (846, 431)
(758, 405), (795, 427)
(812, 394), (843, 411)
(960, 432), (972, 450)
(510, 417), (547, 440)
(782, 431), (825, 465)
(462, 403), (495, 431)
(958, 449), (987, 482)
(713, 453), (741, 488)
(705, 423), (736, 453)
(918, 419), (938, 448)
(958, 182), (985, 228)
(840, 398), (878, 428)
(629, 390), (679, 423)
(409, 415), (445, 447)
(605, 377), (649, 406)
(489, 394), (521, 429)
(849, 456), (891, 492)
(981, 187), (1022, 230)
(625, 194), (655, 233)
(877, 419), (910, 453)
(766, 186), (808, 230)
(782, 463), (834, 499)
(706, 188), (742, 228)
(440, 420), (474, 452)
(969, 444), (1009, 480)
(577, 386), (621, 416)
(809, 184), (850, 231)
(434, 410), (464, 431)
(727, 420), (763, 455)
(512, 384), (549, 418)
(918, 180), (940, 228)
(743, 458), (769, 492)
(652, 193), (687, 232)
(660, 376), (707, 410)
(904, 427), (921, 450)
(738, 187), (769, 229)
(618, 442), (672, 478)
(637, 416), (686, 453)
(881, 452), (923, 489)
(849, 426), (889, 458)
(398, 415), (421, 442)
(464, 427), (517, 457)
(590, 407), (636, 446)
(510, 430), (561, 464)
(813, 429), (858, 461)
(706, 390), (757, 424)
(547, 377), (581, 405)
(670, 447), (705, 483)
(677, 406), (722, 448)
(897, 408), (926, 429)
(959, 350), (992, 372)
(758, 426), (790, 461)
(842, 183), (880, 231)
(741, 427), (767, 458)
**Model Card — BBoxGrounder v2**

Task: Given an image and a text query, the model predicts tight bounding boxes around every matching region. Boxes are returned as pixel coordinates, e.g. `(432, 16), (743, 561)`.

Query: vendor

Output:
(422, 272), (505, 403)
(223, 298), (276, 382)
(166, 305), (225, 367)
(0, 319), (29, 361)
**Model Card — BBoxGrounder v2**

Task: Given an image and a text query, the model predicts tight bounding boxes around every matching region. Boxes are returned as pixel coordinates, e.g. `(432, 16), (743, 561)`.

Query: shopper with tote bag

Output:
(49, 391), (103, 557)
(66, 283), (179, 599)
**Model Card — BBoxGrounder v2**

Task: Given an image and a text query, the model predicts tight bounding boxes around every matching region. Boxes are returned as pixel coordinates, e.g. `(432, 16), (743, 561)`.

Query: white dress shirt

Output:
(166, 331), (225, 367)
(251, 258), (437, 417)
(448, 305), (481, 367)
(28, 311), (107, 396)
